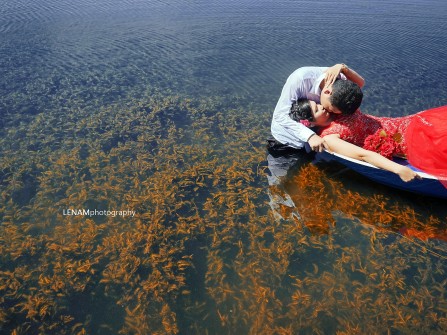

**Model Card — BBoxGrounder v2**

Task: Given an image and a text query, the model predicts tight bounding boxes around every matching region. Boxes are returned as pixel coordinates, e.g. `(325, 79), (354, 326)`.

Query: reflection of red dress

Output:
(319, 106), (447, 178)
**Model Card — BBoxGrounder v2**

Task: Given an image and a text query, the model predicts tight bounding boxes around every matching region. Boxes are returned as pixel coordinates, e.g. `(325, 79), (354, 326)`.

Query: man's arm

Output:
(325, 63), (365, 88)
(271, 67), (325, 148)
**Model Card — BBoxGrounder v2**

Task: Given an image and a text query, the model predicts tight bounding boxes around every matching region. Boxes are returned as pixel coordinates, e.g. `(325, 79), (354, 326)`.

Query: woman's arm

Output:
(325, 63), (365, 88)
(323, 134), (420, 182)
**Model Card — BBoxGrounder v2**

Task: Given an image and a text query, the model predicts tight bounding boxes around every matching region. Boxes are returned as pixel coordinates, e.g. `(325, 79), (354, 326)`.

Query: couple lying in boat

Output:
(271, 64), (447, 183)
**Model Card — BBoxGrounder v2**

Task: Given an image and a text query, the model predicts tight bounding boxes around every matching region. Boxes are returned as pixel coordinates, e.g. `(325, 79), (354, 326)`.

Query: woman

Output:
(289, 99), (447, 182)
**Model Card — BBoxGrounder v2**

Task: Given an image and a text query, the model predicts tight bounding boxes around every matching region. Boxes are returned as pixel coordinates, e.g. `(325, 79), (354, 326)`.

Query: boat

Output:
(315, 150), (447, 199)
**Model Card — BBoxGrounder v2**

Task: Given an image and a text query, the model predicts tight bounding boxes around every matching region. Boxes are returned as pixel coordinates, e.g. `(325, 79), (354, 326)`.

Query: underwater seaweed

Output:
(1, 91), (447, 334)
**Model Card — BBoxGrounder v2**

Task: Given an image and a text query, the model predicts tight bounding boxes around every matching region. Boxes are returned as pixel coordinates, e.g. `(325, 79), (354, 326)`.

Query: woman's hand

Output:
(324, 64), (344, 88)
(396, 166), (421, 182)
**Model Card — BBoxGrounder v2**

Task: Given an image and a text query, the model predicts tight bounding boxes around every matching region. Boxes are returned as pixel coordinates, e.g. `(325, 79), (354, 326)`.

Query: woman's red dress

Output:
(319, 106), (447, 179)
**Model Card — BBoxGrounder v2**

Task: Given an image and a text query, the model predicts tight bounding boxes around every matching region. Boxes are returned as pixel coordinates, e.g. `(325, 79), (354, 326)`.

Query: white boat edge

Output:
(324, 150), (438, 180)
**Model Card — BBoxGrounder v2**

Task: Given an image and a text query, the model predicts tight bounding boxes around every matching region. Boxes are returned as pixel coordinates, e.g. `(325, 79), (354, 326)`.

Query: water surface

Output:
(1, 0), (447, 334)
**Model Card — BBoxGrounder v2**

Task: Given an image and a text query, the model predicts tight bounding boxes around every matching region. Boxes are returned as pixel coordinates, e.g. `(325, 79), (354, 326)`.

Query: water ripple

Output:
(1, 0), (446, 117)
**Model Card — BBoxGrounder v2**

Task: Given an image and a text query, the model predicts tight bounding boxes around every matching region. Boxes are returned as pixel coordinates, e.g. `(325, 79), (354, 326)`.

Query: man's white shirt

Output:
(271, 66), (346, 149)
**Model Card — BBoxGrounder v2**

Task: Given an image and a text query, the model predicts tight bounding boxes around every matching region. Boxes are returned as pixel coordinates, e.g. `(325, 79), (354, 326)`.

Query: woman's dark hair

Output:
(289, 98), (314, 123)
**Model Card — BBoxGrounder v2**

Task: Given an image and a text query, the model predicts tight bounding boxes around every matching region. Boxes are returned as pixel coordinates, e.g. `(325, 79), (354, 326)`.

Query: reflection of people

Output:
(271, 64), (364, 152)
(266, 153), (300, 222)
(290, 99), (447, 182)
(280, 160), (447, 241)
(265, 144), (313, 222)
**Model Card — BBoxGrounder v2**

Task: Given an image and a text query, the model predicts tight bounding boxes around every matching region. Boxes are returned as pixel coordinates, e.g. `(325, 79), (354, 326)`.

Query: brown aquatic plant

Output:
(0, 91), (446, 334)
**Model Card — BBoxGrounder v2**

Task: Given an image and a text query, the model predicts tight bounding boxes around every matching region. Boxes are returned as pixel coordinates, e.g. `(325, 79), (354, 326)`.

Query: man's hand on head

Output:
(323, 64), (345, 89)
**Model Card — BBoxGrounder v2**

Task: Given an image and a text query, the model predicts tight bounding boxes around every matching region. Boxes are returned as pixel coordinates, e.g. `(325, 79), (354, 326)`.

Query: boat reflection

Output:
(267, 148), (447, 241)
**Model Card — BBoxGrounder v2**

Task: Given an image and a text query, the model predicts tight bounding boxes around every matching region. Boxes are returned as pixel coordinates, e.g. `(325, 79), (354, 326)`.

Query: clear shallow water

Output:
(1, 0), (447, 334)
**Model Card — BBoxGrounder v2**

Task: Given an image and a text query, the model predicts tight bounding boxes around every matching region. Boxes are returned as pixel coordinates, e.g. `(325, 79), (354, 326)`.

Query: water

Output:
(1, 0), (447, 334)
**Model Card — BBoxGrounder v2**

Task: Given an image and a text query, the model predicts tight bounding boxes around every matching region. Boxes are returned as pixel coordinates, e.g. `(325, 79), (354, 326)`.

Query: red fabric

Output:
(405, 106), (447, 180)
(319, 107), (447, 180)
(320, 110), (413, 157)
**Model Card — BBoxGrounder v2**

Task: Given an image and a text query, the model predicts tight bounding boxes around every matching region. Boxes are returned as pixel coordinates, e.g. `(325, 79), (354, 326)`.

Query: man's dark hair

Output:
(289, 98), (314, 123)
(331, 79), (363, 115)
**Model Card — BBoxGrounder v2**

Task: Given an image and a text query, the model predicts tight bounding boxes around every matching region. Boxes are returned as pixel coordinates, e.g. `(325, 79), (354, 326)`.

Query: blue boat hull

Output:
(316, 151), (447, 199)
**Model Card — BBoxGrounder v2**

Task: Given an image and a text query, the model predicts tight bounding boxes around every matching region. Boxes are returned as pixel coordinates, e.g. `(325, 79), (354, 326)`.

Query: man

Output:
(271, 64), (364, 152)
(267, 64), (364, 221)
